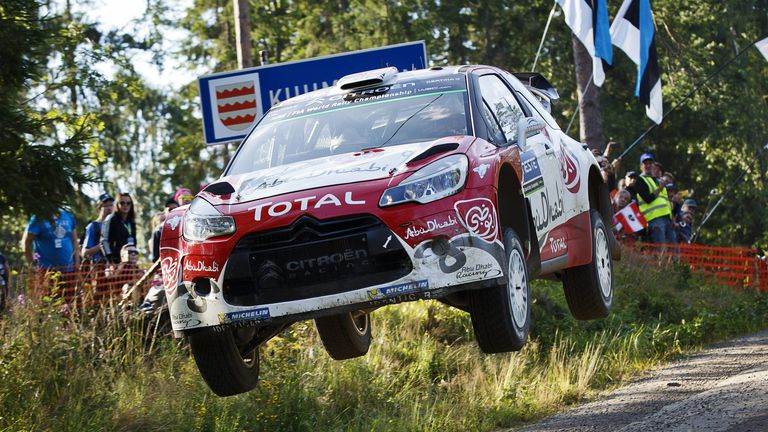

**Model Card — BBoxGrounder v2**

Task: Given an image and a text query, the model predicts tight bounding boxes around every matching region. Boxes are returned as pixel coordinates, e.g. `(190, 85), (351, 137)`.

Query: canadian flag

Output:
(613, 201), (648, 233)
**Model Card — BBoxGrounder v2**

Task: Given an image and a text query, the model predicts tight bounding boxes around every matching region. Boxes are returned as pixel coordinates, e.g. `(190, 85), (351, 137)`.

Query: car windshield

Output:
(226, 75), (470, 176)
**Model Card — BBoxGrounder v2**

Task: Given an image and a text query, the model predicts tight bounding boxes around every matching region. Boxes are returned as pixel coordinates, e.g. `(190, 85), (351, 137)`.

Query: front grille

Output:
(223, 215), (412, 306)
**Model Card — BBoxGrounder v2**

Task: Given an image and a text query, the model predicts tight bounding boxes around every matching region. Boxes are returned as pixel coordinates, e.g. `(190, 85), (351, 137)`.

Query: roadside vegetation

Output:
(1, 255), (768, 432)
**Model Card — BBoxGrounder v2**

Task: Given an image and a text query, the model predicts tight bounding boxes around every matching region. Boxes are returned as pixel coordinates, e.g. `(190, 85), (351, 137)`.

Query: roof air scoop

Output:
(337, 67), (399, 90)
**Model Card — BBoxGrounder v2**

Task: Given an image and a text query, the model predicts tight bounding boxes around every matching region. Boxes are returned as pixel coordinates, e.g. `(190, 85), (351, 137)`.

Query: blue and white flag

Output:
(756, 36), (768, 62)
(557, 0), (613, 87)
(610, 0), (663, 124)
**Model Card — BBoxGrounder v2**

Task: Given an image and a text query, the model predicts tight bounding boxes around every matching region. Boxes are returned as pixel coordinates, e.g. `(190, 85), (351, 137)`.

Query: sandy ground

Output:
(516, 329), (768, 432)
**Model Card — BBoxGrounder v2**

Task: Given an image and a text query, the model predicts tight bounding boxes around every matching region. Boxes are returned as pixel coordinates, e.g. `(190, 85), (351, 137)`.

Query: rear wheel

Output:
(562, 209), (613, 320)
(188, 327), (260, 396)
(469, 228), (530, 353)
(315, 310), (371, 360)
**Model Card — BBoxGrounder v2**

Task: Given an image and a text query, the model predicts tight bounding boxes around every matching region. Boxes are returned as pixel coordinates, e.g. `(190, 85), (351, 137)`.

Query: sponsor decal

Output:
(549, 235), (567, 254)
(456, 262), (503, 282)
(559, 148), (581, 193)
(367, 279), (429, 300)
(240, 163), (389, 196)
(248, 191), (366, 221)
(522, 151), (545, 196)
(285, 249), (368, 272)
(404, 215), (459, 239)
(216, 81), (258, 131)
(454, 198), (499, 243)
(160, 254), (179, 297)
(533, 188), (565, 232)
(473, 163), (490, 179)
(171, 312), (202, 329)
(165, 215), (181, 230)
(184, 260), (220, 273)
(220, 307), (271, 323)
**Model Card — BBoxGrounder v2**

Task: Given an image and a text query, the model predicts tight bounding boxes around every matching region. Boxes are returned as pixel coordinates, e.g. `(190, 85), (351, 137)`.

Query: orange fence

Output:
(19, 262), (158, 308)
(621, 241), (768, 292)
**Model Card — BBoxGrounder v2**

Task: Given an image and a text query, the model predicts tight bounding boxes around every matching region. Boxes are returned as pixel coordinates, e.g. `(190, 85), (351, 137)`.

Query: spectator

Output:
(613, 189), (632, 213)
(174, 187), (194, 206)
(677, 211), (694, 243)
(101, 192), (137, 264)
(681, 198), (698, 216)
(23, 209), (79, 272)
(652, 161), (665, 179)
(81, 193), (114, 263)
(110, 243), (144, 301)
(666, 184), (683, 220)
(23, 209), (80, 296)
(634, 153), (676, 244)
(597, 156), (618, 197)
(150, 197), (179, 262)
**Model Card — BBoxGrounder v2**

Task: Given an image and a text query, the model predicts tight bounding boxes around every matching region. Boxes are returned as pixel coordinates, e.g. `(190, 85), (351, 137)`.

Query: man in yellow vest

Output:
(635, 153), (676, 244)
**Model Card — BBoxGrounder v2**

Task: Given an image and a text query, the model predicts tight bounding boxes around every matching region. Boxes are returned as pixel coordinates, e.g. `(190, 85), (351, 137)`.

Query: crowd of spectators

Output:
(597, 142), (698, 245)
(15, 187), (194, 303)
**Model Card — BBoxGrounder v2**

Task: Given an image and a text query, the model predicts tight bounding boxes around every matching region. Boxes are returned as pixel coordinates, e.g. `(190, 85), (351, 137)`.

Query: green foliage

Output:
(1, 259), (768, 431)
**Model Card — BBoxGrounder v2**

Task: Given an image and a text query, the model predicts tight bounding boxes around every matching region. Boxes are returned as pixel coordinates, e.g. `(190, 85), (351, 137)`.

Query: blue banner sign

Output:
(198, 41), (427, 144)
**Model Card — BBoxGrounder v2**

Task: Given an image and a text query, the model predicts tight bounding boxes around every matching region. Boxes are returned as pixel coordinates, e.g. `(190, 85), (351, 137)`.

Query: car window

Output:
(226, 76), (470, 176)
(478, 75), (526, 144)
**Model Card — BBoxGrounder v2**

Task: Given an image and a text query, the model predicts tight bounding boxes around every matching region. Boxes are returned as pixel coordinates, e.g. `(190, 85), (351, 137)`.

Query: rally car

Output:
(160, 65), (620, 396)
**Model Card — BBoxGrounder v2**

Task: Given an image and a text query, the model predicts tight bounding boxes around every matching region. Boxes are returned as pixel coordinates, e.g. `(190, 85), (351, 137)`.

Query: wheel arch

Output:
(497, 163), (541, 276)
(587, 165), (621, 260)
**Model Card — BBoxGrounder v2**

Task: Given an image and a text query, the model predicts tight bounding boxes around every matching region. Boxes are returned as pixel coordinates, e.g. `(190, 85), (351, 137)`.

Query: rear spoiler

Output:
(513, 72), (560, 107)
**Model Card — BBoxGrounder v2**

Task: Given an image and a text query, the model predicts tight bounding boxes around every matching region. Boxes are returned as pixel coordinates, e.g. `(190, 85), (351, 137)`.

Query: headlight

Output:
(182, 198), (236, 242)
(379, 154), (468, 206)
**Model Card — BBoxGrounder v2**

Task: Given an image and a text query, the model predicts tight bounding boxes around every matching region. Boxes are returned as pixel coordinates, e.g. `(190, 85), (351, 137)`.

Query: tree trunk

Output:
(572, 36), (605, 151)
(233, 0), (253, 68)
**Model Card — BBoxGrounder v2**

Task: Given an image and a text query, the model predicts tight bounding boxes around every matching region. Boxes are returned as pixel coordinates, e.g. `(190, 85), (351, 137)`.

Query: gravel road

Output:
(517, 329), (768, 432)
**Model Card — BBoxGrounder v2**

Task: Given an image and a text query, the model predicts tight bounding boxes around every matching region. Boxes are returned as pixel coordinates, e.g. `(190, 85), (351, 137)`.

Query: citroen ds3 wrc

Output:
(160, 65), (621, 396)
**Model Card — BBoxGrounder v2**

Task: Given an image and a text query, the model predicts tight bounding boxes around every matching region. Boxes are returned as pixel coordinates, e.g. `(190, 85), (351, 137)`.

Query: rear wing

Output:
(513, 72), (560, 109)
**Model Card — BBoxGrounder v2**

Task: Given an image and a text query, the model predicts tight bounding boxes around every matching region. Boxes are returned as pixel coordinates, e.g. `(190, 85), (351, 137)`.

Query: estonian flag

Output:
(556, 0), (613, 87)
(611, 0), (663, 124)
(756, 36), (768, 62)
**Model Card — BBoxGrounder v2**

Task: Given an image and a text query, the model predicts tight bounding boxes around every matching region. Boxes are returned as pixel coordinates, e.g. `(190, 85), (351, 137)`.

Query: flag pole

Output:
(689, 169), (748, 243)
(565, 71), (594, 135)
(617, 34), (767, 160)
(532, 0), (559, 72)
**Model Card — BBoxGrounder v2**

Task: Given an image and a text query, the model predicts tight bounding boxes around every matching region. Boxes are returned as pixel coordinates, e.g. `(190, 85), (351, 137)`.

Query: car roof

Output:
(274, 65), (476, 108)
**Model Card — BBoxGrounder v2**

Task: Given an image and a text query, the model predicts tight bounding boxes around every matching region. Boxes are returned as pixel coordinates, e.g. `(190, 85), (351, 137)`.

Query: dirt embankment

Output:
(517, 329), (768, 432)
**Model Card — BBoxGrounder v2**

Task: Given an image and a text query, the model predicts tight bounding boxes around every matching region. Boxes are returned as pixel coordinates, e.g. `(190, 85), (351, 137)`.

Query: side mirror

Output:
(516, 117), (546, 150)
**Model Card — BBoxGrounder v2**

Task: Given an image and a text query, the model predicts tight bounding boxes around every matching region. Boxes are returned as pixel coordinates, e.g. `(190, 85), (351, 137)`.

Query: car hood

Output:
(207, 140), (453, 206)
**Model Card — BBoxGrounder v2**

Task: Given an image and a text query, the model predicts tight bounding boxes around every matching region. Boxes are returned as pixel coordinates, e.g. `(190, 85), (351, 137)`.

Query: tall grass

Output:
(1, 257), (767, 431)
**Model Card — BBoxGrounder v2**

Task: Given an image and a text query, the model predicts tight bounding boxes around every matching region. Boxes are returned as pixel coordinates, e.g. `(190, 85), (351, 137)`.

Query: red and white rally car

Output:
(160, 65), (620, 396)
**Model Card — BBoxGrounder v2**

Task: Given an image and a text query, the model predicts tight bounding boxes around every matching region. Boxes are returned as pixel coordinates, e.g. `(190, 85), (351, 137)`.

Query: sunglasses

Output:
(178, 195), (194, 201)
(127, 251), (139, 256)
(119, 201), (133, 206)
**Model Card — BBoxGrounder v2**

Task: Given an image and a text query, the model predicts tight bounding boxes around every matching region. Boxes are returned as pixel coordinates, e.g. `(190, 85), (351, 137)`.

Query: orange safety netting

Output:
(20, 262), (158, 308)
(621, 241), (768, 292)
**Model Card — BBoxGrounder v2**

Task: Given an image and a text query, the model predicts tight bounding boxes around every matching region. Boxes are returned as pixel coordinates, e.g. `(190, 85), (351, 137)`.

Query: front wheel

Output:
(188, 327), (260, 397)
(469, 228), (530, 353)
(562, 209), (614, 320)
(315, 311), (372, 360)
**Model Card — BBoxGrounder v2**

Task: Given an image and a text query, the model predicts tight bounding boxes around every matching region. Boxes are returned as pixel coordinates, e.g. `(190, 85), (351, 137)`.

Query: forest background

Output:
(1, 0), (767, 262)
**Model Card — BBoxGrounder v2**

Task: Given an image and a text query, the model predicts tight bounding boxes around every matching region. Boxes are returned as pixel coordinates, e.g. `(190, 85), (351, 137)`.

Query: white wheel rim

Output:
(507, 248), (528, 328)
(595, 227), (612, 299)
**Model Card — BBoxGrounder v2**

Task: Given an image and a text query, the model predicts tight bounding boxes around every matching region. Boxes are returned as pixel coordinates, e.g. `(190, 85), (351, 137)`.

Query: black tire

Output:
(469, 228), (530, 353)
(315, 311), (372, 360)
(562, 209), (614, 320)
(188, 327), (260, 397)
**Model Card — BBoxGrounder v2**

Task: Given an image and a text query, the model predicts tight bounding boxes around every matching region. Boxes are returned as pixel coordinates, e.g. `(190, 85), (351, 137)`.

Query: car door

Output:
(475, 73), (564, 243)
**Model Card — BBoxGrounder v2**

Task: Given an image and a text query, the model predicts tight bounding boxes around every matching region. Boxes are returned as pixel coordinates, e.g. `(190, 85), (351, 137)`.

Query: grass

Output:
(1, 255), (768, 431)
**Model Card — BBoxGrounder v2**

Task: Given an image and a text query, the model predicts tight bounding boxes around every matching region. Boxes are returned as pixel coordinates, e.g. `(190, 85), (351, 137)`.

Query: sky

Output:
(84, 0), (195, 89)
